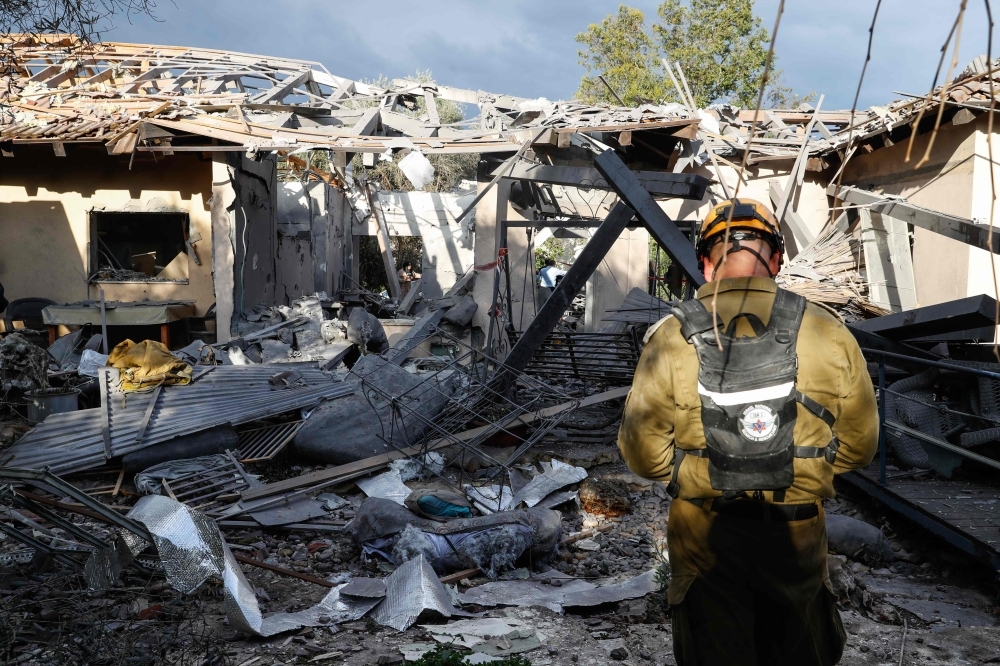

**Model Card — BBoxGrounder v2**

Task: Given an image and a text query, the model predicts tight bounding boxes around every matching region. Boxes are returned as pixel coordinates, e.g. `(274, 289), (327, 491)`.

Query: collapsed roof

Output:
(0, 35), (696, 157)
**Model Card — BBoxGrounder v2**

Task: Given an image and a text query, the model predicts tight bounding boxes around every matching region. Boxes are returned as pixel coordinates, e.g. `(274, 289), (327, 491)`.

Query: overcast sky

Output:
(104, 0), (992, 111)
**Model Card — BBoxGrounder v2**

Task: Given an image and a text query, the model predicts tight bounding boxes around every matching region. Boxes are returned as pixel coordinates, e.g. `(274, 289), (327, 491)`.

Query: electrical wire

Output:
(915, 1), (970, 169)
(985, 0), (1000, 363)
(830, 0), (883, 227)
(904, 5), (965, 164)
(708, 0), (785, 349)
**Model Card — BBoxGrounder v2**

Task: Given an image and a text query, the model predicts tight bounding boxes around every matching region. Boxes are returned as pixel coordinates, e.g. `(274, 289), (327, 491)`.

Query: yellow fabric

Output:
(617, 277), (879, 504)
(108, 339), (192, 391)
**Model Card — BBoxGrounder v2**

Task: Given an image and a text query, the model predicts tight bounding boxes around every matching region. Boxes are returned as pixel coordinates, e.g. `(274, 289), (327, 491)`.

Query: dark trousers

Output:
(668, 499), (846, 666)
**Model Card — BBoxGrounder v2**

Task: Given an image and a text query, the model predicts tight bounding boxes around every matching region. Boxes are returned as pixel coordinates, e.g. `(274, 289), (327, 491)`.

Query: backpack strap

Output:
(665, 448), (707, 498)
(767, 288), (807, 343)
(793, 388), (840, 463)
(672, 299), (723, 345)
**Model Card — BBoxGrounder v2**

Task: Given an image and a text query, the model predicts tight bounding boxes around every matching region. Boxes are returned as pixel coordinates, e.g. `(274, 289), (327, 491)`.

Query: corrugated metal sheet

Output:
(1, 366), (353, 474)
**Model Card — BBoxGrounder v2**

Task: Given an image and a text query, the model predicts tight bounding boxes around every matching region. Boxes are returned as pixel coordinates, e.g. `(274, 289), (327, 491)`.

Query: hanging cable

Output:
(708, 0), (785, 349)
(831, 0), (883, 227)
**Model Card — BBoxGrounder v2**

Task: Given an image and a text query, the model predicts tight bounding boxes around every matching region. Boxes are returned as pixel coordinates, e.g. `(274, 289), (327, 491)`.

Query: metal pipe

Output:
(861, 348), (1000, 381)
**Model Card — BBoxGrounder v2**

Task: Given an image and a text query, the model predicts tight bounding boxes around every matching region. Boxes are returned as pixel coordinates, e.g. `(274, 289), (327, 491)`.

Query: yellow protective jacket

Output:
(618, 277), (878, 504)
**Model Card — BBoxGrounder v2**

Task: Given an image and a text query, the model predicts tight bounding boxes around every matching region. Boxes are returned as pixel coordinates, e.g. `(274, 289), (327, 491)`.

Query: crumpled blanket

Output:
(108, 339), (192, 391)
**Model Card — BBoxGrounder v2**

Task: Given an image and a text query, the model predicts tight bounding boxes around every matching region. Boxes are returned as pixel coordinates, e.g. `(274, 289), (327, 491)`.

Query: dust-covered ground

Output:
(2, 439), (998, 665)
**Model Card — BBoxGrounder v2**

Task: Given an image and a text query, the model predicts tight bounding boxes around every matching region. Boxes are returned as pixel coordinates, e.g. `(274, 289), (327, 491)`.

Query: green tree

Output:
(575, 5), (669, 106)
(654, 0), (771, 108)
(576, 0), (806, 109)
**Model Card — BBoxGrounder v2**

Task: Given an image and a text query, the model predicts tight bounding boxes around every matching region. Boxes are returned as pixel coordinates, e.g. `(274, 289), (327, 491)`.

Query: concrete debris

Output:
(423, 618), (542, 656)
(0, 332), (47, 395)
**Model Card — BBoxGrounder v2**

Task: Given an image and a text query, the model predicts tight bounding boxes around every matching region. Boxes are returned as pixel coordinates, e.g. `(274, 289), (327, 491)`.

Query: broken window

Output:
(90, 211), (190, 282)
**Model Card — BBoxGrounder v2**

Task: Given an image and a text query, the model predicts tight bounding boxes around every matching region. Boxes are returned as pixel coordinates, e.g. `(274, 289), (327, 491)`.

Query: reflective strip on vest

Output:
(697, 381), (795, 406)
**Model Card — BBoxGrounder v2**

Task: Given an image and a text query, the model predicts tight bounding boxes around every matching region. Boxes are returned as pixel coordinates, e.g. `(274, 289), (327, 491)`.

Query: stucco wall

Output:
(842, 119), (977, 308)
(0, 145), (214, 315)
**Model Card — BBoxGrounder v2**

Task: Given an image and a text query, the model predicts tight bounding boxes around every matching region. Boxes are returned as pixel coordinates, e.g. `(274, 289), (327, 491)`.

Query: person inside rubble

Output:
(397, 261), (421, 297)
(537, 257), (566, 303)
(618, 198), (878, 666)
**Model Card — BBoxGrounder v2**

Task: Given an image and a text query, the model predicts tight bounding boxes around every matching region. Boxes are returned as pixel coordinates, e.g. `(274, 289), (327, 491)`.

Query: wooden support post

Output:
(160, 323), (170, 348)
(362, 182), (402, 300)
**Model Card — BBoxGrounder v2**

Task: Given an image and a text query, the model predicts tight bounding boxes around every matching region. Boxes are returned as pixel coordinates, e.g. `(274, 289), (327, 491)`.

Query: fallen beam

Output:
(493, 163), (708, 200)
(850, 294), (998, 341)
(501, 202), (637, 375)
(594, 149), (706, 287)
(830, 184), (1000, 255)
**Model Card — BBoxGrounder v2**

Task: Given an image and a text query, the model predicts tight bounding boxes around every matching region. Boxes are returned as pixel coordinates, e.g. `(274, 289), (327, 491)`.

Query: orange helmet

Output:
(696, 198), (784, 271)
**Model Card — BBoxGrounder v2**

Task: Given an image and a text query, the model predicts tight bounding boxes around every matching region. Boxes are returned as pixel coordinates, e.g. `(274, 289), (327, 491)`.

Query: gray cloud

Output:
(103, 0), (996, 110)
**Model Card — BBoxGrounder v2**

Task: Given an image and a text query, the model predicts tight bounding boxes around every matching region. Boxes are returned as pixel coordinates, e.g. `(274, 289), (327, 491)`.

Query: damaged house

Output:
(6, 31), (1000, 665)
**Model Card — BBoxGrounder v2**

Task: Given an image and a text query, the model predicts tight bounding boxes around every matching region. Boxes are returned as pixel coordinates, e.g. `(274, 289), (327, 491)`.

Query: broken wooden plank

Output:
(362, 183), (402, 300)
(398, 278), (421, 315)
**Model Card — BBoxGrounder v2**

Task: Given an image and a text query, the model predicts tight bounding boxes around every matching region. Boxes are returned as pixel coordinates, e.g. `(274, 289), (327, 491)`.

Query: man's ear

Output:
(769, 252), (782, 277)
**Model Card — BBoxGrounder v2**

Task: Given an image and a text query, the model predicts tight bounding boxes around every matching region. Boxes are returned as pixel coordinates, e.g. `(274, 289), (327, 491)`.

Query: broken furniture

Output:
(42, 300), (196, 348)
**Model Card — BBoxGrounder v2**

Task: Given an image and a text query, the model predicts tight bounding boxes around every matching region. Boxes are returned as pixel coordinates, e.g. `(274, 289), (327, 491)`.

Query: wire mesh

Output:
(357, 327), (579, 512)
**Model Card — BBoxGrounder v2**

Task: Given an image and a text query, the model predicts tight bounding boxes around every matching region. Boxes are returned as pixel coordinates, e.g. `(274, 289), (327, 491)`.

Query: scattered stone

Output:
(610, 647), (629, 660)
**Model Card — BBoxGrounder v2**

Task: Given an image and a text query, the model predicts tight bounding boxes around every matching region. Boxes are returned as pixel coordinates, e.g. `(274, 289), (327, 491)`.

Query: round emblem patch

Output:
(739, 404), (779, 442)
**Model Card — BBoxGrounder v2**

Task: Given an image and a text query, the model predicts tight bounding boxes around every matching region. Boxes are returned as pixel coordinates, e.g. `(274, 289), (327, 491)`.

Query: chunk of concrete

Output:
(347, 307), (389, 353)
(442, 296), (478, 326)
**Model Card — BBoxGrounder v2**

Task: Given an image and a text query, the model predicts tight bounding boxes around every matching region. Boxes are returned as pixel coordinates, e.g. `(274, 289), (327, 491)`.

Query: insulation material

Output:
(108, 339), (192, 391)
(397, 151), (435, 189)
(356, 470), (412, 506)
(369, 554), (468, 631)
(457, 576), (596, 613)
(464, 484), (512, 514)
(127, 495), (378, 636)
(390, 523), (535, 580)
(78, 349), (109, 377)
(561, 569), (658, 608)
(510, 460), (587, 508)
(456, 524), (534, 580)
(389, 452), (445, 482)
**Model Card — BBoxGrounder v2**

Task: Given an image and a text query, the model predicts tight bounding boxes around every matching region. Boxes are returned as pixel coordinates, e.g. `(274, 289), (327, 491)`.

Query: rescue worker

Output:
(397, 261), (421, 297)
(537, 257), (566, 303)
(618, 198), (878, 666)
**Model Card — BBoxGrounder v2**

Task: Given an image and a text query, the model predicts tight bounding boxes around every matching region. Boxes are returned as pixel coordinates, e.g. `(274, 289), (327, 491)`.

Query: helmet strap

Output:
(725, 241), (775, 278)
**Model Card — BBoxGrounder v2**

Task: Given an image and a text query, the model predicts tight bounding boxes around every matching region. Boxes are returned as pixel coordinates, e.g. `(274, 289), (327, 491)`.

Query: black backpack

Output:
(668, 288), (839, 499)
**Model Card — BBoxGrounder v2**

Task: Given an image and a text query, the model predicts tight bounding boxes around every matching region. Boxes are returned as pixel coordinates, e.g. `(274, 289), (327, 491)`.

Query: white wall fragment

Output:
(398, 150), (435, 189)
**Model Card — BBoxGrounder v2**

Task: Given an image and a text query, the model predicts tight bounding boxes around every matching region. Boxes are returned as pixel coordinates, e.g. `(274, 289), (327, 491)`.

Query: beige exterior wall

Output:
(664, 163), (832, 258)
(842, 120), (977, 308)
(968, 116), (1000, 302)
(0, 146), (215, 315)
